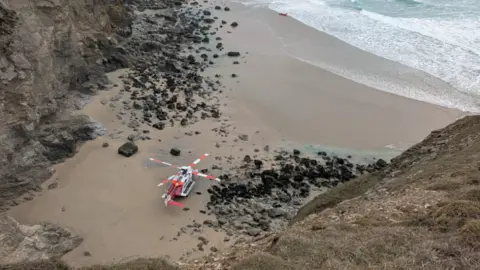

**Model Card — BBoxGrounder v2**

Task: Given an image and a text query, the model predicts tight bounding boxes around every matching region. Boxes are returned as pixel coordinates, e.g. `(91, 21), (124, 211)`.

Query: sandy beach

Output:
(7, 0), (466, 267)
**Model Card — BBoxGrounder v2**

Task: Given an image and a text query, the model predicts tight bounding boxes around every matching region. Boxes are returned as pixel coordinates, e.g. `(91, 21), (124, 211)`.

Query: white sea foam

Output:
(235, 0), (480, 112)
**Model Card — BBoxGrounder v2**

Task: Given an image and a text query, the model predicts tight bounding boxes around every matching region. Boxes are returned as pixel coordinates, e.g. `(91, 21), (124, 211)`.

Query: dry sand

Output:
(7, 68), (282, 267)
(7, 0), (467, 267)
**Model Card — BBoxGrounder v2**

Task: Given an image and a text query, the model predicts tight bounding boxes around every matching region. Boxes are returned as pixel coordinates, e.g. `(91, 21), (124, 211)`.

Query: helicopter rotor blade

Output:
(158, 173), (178, 187)
(149, 158), (181, 169)
(188, 153), (211, 168)
(192, 171), (221, 182)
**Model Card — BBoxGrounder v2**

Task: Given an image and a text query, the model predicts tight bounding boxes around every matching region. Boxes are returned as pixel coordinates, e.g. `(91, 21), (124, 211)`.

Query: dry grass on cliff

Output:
(0, 258), (179, 270)
(191, 116), (480, 270)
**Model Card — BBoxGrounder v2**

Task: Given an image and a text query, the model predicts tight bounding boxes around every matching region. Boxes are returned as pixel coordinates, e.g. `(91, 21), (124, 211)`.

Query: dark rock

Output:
(254, 160), (263, 168)
(47, 183), (58, 189)
(170, 148), (181, 156)
(227, 51), (240, 57)
(231, 22), (238, 27)
(198, 236), (209, 245)
(267, 208), (286, 218)
(376, 159), (388, 168)
(247, 227), (261, 236)
(118, 142), (138, 157)
(204, 18), (215, 24)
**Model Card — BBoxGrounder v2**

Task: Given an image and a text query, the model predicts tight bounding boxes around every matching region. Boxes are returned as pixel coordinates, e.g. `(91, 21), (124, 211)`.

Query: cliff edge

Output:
(0, 0), (132, 209)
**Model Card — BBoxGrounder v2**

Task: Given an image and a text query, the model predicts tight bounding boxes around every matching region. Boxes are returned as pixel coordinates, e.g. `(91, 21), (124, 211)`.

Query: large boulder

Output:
(118, 142), (138, 157)
(170, 147), (181, 156)
(0, 215), (83, 265)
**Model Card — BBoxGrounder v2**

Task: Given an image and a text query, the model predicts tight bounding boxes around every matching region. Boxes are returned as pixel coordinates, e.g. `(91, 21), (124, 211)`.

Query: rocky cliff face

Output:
(0, 214), (83, 264)
(0, 0), (132, 209)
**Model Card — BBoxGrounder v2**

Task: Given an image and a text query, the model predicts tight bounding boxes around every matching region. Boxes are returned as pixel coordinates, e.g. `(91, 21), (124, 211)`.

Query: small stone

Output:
(47, 182), (58, 189)
(102, 142), (109, 147)
(376, 159), (388, 168)
(198, 236), (209, 245)
(153, 122), (166, 130)
(247, 227), (261, 236)
(267, 208), (286, 218)
(227, 51), (240, 57)
(231, 22), (238, 27)
(210, 246), (218, 252)
(83, 251), (91, 256)
(238, 134), (248, 141)
(218, 218), (227, 225)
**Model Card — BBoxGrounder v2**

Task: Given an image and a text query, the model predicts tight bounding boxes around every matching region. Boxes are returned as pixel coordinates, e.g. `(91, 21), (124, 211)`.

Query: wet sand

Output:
(206, 0), (465, 149)
(7, 0), (466, 267)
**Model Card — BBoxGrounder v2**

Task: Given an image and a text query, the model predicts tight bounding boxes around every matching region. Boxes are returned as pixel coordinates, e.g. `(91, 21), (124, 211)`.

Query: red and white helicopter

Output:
(148, 153), (220, 207)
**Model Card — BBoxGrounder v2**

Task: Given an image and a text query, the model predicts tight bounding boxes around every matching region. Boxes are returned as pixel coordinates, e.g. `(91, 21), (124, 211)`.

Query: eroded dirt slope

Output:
(187, 115), (480, 269)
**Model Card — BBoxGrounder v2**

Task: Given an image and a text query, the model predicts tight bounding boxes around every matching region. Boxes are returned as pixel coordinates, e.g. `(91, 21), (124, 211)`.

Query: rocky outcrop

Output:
(0, 0), (132, 209)
(0, 214), (82, 264)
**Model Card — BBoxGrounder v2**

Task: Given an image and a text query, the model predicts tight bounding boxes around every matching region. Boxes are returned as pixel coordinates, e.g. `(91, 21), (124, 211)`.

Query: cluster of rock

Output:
(203, 149), (388, 236)
(112, 0), (244, 156)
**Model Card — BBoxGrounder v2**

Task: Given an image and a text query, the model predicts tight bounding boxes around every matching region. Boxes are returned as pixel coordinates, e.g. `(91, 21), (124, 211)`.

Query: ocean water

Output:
(236, 0), (480, 112)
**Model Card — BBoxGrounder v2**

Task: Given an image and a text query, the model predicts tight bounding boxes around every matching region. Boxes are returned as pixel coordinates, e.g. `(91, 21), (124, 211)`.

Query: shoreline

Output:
(232, 0), (480, 114)
(4, 0), (468, 267)
(206, 0), (464, 149)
